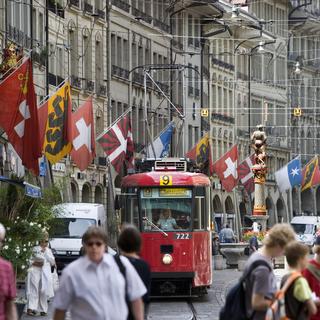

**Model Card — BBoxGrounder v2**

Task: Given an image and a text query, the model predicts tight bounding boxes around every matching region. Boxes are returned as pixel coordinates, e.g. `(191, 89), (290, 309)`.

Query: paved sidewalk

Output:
(192, 269), (241, 320)
(19, 268), (281, 320)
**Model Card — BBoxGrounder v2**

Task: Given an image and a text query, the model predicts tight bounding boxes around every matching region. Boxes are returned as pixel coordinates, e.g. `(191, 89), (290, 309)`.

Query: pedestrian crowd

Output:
(220, 223), (320, 320)
(3, 218), (320, 320)
(0, 222), (150, 320)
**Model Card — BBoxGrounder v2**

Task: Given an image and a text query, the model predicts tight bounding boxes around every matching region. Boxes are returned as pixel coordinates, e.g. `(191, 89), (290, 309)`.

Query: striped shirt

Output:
(0, 257), (16, 320)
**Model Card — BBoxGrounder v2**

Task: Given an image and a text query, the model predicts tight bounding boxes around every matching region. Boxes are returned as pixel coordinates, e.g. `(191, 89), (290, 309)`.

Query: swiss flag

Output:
(211, 145), (238, 192)
(97, 115), (134, 173)
(238, 154), (255, 194)
(70, 98), (96, 171)
(0, 58), (41, 175)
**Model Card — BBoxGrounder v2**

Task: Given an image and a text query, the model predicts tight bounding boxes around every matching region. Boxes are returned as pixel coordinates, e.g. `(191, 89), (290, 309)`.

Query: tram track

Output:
(147, 299), (198, 320)
(187, 300), (198, 320)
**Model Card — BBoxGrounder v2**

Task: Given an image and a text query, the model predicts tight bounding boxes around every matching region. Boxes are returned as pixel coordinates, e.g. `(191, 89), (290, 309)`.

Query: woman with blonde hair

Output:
(302, 236), (320, 320)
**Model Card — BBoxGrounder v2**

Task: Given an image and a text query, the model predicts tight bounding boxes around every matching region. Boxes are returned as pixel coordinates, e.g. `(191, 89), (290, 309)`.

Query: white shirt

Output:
(53, 253), (146, 320)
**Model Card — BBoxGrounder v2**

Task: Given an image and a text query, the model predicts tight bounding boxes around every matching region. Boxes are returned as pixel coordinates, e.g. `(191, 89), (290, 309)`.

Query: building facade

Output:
(288, 0), (320, 216)
(5, 0), (108, 205)
(209, 0), (291, 232)
(2, 0), (320, 235)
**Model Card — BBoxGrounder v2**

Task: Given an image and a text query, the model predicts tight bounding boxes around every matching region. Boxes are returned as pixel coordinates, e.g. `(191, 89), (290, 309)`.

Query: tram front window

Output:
(141, 188), (192, 231)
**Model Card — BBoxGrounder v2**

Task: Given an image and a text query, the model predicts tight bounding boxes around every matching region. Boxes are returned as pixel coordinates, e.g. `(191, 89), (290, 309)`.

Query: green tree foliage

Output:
(0, 181), (62, 278)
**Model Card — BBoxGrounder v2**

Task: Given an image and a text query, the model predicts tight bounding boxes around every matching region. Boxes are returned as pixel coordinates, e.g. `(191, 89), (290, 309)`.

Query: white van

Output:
(49, 203), (106, 270)
(290, 216), (320, 246)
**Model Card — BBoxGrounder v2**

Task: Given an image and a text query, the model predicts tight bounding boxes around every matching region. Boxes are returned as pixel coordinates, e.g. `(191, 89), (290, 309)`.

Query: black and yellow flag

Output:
(186, 133), (211, 168)
(301, 156), (320, 191)
(43, 82), (72, 164)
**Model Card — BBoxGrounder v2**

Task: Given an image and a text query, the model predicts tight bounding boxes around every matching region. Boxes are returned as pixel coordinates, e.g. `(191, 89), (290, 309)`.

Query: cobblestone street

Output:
(20, 269), (241, 320)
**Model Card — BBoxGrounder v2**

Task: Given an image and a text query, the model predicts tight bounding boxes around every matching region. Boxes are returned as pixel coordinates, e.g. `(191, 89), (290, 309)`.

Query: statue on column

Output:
(251, 125), (267, 182)
(251, 125), (268, 220)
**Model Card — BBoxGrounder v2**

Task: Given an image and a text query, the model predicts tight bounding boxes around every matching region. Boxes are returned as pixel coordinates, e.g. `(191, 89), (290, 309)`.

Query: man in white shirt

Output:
(53, 226), (146, 320)
(219, 224), (235, 243)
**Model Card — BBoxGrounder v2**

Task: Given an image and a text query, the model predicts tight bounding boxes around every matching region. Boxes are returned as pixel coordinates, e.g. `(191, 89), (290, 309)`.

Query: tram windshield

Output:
(141, 188), (192, 231)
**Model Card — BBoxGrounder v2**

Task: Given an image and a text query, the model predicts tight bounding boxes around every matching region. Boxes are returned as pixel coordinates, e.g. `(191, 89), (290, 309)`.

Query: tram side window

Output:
(194, 197), (206, 230)
(194, 187), (206, 230)
(124, 195), (139, 227)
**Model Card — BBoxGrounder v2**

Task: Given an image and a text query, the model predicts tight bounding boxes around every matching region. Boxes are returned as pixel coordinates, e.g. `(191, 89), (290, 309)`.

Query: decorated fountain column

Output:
(251, 125), (269, 231)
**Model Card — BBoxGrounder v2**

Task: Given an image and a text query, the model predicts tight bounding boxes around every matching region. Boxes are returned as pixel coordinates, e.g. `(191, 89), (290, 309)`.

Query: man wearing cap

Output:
(0, 223), (18, 320)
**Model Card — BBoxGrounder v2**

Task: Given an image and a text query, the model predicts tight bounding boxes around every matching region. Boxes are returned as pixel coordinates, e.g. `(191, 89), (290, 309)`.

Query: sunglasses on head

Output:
(86, 241), (104, 247)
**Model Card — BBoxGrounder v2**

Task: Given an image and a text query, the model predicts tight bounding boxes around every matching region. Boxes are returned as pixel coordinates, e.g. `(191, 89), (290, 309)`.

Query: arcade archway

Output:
(213, 195), (223, 231)
(225, 196), (234, 214)
(82, 183), (92, 203)
(301, 189), (313, 214)
(94, 184), (104, 204)
(292, 187), (299, 216)
(70, 181), (79, 203)
(276, 198), (286, 223)
(225, 196), (235, 231)
(266, 197), (275, 228)
(213, 195), (223, 213)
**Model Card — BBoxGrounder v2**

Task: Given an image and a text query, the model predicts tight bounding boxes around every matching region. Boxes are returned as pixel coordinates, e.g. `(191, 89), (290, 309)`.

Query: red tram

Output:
(120, 159), (212, 297)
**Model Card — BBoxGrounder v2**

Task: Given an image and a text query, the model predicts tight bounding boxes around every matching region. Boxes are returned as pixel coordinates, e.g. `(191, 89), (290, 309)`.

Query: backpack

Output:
(114, 254), (133, 320)
(265, 272), (301, 320)
(244, 246), (250, 256)
(219, 260), (272, 320)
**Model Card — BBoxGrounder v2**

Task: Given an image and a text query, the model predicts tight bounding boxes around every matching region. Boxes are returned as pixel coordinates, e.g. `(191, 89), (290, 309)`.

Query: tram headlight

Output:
(162, 254), (173, 265)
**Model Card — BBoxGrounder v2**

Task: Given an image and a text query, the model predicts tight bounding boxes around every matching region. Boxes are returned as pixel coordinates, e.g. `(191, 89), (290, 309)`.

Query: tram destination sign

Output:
(159, 188), (190, 197)
(141, 187), (192, 198)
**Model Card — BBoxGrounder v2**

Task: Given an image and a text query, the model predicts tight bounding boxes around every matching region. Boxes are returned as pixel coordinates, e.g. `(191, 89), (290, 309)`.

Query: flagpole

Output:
(144, 120), (175, 156)
(174, 119), (185, 157)
(148, 120), (175, 147)
(105, 156), (119, 246)
(145, 71), (184, 120)
(96, 106), (132, 142)
(143, 71), (157, 158)
(39, 78), (69, 105)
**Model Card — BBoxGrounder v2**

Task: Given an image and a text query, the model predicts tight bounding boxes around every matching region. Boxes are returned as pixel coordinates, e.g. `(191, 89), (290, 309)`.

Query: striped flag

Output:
(238, 154), (255, 194)
(97, 115), (134, 173)
(301, 156), (320, 191)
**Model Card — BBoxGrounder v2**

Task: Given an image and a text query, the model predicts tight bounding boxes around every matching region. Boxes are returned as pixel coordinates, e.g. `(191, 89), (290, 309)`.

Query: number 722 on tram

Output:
(120, 160), (212, 297)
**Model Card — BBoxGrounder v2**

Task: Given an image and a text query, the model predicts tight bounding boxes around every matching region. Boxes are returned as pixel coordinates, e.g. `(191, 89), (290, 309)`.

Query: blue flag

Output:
(275, 157), (302, 192)
(146, 122), (174, 158)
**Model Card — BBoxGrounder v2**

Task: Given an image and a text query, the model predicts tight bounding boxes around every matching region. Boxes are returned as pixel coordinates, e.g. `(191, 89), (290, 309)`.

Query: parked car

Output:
(49, 203), (106, 271)
(290, 215), (320, 247)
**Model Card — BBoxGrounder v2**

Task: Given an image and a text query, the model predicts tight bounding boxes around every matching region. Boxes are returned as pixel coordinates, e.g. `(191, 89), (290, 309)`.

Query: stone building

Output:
(3, 0), (320, 233)
(209, 0), (291, 232)
(5, 0), (108, 206)
(288, 0), (320, 216)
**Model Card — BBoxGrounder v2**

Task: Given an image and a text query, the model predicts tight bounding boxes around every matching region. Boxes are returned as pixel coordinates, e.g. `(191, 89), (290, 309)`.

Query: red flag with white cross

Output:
(0, 58), (41, 175)
(97, 115), (134, 173)
(211, 145), (238, 192)
(238, 154), (255, 194)
(71, 97), (96, 171)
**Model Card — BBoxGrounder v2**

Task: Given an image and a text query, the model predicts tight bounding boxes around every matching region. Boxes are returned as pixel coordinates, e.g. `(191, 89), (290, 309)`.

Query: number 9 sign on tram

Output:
(160, 175), (172, 186)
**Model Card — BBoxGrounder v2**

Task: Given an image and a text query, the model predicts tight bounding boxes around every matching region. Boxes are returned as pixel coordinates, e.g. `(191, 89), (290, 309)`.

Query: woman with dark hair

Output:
(118, 225), (151, 311)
